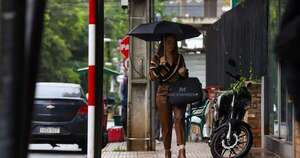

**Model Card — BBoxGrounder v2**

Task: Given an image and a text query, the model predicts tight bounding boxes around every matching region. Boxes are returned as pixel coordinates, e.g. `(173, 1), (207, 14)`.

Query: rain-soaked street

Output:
(28, 144), (85, 158)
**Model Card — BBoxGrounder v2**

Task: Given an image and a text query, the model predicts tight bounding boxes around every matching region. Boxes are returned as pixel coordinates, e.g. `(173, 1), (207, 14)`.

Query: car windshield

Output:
(35, 84), (81, 99)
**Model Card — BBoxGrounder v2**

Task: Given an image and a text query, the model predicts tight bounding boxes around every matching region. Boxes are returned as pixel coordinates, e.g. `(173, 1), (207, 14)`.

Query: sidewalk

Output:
(102, 141), (211, 158)
(104, 121), (278, 158)
(102, 141), (279, 158)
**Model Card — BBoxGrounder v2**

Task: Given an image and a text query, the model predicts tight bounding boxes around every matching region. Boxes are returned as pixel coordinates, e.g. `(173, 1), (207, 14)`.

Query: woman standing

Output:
(149, 34), (188, 158)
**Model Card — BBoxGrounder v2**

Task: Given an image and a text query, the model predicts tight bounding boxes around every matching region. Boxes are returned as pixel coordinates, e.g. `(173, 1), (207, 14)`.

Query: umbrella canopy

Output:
(128, 20), (201, 41)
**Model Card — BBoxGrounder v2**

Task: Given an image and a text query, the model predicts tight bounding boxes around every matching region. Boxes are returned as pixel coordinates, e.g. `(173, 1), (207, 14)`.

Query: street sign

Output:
(119, 36), (129, 59)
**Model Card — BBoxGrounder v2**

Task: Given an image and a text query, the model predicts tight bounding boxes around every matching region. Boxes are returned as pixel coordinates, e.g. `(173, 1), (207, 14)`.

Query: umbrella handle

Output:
(163, 35), (167, 65)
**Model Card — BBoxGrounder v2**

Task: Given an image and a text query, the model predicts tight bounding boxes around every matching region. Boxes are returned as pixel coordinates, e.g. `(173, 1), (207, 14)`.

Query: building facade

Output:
(206, 0), (298, 157)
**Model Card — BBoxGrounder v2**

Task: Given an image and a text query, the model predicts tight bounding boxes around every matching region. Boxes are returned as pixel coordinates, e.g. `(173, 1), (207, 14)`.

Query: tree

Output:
(104, 2), (128, 58)
(38, 0), (88, 83)
(38, 0), (127, 97)
(155, 0), (178, 21)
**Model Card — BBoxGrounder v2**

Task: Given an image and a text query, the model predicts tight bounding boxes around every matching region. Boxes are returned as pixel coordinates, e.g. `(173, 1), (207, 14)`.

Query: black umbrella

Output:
(128, 20), (201, 41)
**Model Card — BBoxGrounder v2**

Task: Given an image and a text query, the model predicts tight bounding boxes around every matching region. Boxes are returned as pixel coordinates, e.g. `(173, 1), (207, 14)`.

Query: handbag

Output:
(168, 77), (203, 106)
(156, 50), (203, 106)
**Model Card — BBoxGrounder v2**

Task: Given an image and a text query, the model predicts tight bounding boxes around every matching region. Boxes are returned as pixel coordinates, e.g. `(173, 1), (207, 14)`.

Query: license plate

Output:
(39, 127), (60, 134)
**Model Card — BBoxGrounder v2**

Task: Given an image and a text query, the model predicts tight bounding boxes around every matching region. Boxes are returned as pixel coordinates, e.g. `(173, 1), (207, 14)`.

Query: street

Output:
(28, 144), (85, 158)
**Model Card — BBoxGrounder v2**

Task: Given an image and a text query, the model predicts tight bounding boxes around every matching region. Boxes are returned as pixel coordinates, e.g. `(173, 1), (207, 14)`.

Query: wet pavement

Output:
(102, 141), (280, 158)
(28, 124), (279, 158)
(102, 126), (279, 158)
(27, 142), (279, 158)
(28, 144), (85, 158)
(246, 148), (280, 158)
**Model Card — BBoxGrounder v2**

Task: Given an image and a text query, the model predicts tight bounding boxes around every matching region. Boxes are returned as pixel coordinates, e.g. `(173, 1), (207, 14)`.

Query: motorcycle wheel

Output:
(210, 121), (253, 158)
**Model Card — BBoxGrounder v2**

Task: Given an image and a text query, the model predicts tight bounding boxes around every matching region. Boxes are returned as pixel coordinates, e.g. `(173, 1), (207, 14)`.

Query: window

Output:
(35, 84), (82, 98)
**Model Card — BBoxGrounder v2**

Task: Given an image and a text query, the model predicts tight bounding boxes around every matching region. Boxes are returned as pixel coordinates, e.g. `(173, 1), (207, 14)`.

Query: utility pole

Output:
(88, 0), (103, 157)
(95, 0), (104, 157)
(127, 0), (155, 151)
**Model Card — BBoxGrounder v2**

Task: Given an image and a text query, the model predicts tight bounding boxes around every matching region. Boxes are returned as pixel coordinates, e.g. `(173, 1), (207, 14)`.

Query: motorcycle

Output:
(185, 94), (211, 142)
(209, 59), (253, 158)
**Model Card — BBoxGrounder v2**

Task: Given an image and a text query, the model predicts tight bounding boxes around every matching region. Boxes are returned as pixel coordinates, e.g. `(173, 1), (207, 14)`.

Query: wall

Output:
(294, 120), (300, 157)
(244, 83), (262, 147)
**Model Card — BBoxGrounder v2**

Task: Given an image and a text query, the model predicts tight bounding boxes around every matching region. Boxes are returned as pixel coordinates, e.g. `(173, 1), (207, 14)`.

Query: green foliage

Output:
(230, 76), (247, 92)
(104, 3), (128, 51)
(38, 0), (88, 83)
(229, 66), (259, 92)
(155, 0), (176, 21)
(37, 0), (126, 103)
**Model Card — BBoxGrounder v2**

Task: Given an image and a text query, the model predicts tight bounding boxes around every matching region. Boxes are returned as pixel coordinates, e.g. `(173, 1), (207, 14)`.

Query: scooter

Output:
(185, 91), (211, 142)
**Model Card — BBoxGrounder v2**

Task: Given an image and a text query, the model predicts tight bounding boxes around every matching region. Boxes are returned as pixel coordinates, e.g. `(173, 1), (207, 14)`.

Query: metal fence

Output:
(206, 0), (268, 88)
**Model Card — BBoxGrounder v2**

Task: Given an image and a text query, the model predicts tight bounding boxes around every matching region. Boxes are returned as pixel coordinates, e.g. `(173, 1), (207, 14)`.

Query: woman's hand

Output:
(160, 56), (167, 65)
(178, 67), (187, 77)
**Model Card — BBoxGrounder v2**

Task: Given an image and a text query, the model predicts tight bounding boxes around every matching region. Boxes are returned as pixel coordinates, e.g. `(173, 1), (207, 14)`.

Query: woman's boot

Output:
(178, 149), (186, 158)
(165, 149), (171, 158)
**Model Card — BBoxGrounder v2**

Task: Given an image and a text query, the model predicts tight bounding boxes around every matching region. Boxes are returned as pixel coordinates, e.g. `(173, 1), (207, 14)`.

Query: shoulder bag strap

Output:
(162, 55), (182, 82)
